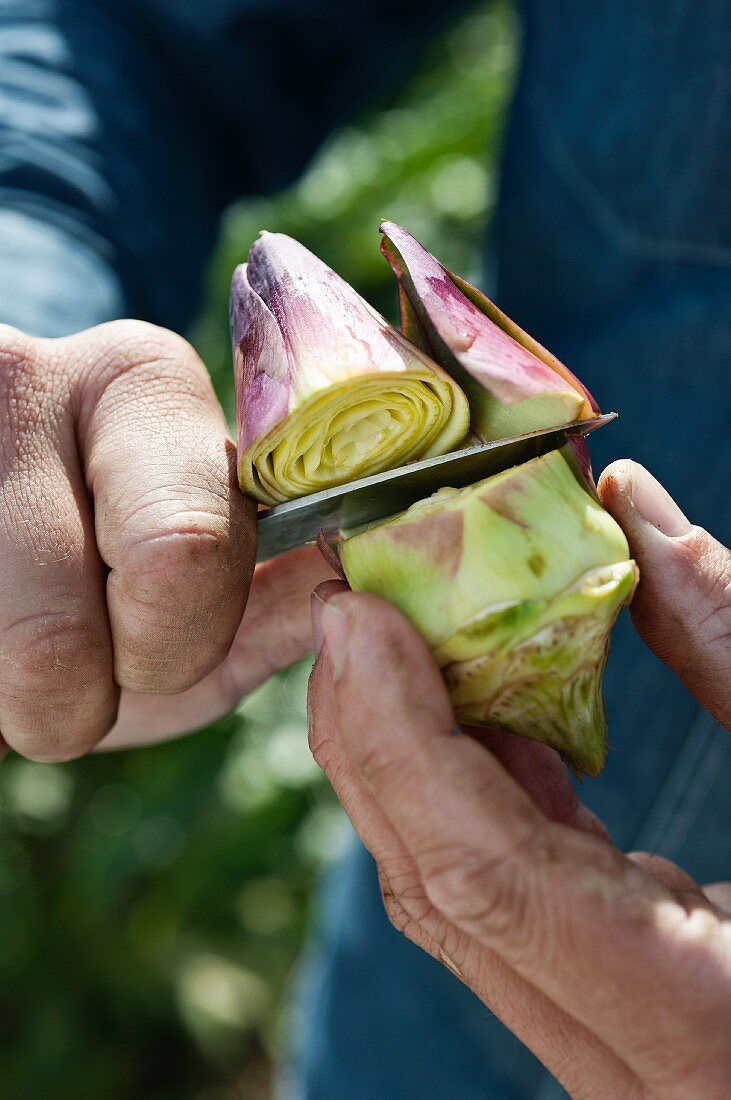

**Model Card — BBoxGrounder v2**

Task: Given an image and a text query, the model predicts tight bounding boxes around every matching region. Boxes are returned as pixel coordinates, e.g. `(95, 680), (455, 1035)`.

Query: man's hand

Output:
(0, 322), (332, 761)
(307, 461), (731, 1099)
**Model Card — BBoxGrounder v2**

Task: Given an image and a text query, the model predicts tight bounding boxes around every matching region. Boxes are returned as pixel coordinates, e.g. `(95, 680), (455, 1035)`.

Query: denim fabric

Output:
(0, 0), (450, 334)
(1, 1), (729, 1098)
(0, 0), (231, 333)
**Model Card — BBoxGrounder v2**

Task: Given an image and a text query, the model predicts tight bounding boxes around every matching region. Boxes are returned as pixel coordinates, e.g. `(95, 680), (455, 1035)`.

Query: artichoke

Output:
(230, 228), (638, 775)
(380, 222), (600, 441)
(231, 232), (471, 504)
(338, 450), (638, 775)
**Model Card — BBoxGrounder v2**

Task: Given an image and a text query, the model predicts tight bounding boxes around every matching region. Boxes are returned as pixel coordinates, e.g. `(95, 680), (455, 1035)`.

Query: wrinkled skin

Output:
(308, 462), (731, 1100)
(0, 322), (334, 761)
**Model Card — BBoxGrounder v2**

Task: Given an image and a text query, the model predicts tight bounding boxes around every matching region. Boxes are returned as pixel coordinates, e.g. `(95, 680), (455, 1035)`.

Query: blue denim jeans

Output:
(1, 1), (729, 1097)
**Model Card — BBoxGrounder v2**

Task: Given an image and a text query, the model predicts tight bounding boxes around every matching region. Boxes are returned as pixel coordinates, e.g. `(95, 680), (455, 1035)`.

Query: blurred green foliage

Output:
(0, 4), (515, 1096)
(197, 1), (516, 419)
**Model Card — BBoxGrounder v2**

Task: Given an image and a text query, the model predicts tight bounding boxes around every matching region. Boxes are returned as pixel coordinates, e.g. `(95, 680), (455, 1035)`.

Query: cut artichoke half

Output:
(231, 231), (471, 506)
(338, 450), (638, 775)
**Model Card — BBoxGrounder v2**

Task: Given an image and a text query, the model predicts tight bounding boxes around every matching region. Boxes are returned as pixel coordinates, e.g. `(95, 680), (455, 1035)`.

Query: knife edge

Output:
(256, 412), (616, 562)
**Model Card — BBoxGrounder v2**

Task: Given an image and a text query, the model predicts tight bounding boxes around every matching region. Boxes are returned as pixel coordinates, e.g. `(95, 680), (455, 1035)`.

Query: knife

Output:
(255, 412), (616, 562)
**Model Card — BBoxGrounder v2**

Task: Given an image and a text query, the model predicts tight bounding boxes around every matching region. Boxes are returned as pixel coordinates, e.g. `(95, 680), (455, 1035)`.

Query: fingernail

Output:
(311, 592), (326, 658)
(310, 592), (349, 676)
(629, 464), (692, 538)
(321, 601), (350, 679)
(311, 581), (350, 659)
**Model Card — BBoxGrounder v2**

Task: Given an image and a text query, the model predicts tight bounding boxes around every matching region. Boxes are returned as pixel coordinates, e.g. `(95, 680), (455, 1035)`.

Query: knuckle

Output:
(91, 319), (190, 361)
(381, 886), (419, 938)
(71, 322), (220, 442)
(0, 331), (72, 467)
(0, 325), (34, 374)
(356, 740), (412, 791)
(0, 329), (38, 426)
(422, 843), (507, 924)
(119, 525), (236, 597)
(82, 320), (211, 395)
(378, 872), (431, 945)
(642, 1041), (731, 1099)
(674, 903), (726, 955)
(2, 609), (101, 683)
(109, 528), (244, 692)
(103, 318), (193, 358)
(380, 858), (433, 926)
(309, 735), (343, 784)
(96, 455), (240, 575)
(420, 823), (543, 947)
(381, 890), (411, 935)
(675, 530), (731, 621)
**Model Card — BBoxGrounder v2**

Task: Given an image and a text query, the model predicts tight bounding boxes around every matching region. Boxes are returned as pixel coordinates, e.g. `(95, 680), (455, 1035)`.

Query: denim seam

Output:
(630, 708), (729, 858)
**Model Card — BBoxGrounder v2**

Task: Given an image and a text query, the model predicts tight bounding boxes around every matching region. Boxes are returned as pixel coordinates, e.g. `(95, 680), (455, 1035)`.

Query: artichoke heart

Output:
(240, 368), (468, 504)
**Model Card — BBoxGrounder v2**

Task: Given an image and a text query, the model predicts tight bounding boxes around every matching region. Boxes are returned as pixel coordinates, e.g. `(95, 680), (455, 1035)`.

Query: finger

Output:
(464, 727), (610, 841)
(599, 460), (731, 729)
(321, 592), (731, 1098)
(0, 326), (118, 759)
(628, 852), (717, 907)
(703, 883), (731, 915)
(308, 634), (405, 868)
(100, 545), (334, 749)
(308, 596), (640, 1099)
(64, 321), (256, 694)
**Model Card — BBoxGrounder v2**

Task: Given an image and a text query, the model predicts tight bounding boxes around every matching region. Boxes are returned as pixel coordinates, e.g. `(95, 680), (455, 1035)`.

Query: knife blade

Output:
(255, 412), (616, 562)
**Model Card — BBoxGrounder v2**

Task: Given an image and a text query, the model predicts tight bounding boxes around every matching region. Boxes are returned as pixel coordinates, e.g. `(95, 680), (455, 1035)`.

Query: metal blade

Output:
(255, 413), (616, 562)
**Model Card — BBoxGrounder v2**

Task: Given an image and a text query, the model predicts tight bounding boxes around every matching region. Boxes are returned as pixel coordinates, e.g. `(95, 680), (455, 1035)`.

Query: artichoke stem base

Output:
(445, 620), (615, 777)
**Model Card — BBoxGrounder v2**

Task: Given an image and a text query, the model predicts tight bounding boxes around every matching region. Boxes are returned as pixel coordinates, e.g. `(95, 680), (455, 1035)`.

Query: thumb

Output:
(598, 460), (731, 730)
